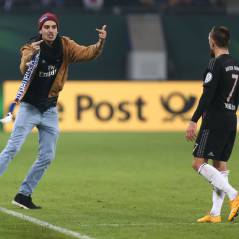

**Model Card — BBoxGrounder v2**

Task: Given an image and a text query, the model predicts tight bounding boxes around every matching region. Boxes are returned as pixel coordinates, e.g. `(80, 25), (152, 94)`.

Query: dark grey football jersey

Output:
(192, 54), (239, 127)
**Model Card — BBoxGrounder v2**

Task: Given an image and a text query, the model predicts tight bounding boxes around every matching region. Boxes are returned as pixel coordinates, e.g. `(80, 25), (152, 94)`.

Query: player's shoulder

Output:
(225, 55), (239, 65)
(208, 58), (217, 71)
(207, 55), (235, 71)
(217, 54), (239, 66)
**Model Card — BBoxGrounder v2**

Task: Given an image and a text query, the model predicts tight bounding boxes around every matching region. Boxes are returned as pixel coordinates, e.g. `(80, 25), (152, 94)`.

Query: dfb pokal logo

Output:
(160, 92), (196, 121)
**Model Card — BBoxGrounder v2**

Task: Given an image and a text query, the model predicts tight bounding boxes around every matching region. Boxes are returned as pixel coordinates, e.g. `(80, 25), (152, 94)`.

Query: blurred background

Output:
(1, 4), (239, 239)
(1, 0), (239, 131)
(1, 0), (238, 81)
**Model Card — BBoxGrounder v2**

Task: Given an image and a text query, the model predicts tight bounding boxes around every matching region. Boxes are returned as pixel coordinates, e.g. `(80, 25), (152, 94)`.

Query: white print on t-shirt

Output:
(204, 72), (213, 84)
(39, 65), (57, 78)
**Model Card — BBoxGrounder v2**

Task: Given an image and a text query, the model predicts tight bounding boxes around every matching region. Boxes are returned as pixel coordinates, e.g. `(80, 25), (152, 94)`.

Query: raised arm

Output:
(68, 25), (107, 63)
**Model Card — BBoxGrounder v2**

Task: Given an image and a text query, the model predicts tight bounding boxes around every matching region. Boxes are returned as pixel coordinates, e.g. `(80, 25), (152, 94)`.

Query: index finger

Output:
(101, 25), (107, 30)
(33, 40), (43, 45)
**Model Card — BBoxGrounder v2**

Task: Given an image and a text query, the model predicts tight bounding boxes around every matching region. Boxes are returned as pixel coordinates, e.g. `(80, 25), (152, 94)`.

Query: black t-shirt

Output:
(191, 54), (239, 129)
(22, 36), (63, 112)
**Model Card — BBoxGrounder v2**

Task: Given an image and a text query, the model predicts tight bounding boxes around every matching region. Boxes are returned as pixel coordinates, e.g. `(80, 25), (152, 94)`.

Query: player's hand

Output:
(185, 121), (197, 141)
(96, 25), (107, 41)
(31, 40), (43, 52)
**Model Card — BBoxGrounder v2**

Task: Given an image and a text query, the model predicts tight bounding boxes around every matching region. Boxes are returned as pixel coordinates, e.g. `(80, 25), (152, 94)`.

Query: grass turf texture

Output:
(0, 132), (239, 239)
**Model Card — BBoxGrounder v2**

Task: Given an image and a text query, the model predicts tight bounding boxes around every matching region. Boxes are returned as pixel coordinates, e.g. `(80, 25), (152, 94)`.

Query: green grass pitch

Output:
(0, 132), (239, 239)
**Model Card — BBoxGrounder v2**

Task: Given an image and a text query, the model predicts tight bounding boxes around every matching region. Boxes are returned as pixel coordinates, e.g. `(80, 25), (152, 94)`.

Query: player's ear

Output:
(211, 39), (215, 48)
(39, 30), (42, 35)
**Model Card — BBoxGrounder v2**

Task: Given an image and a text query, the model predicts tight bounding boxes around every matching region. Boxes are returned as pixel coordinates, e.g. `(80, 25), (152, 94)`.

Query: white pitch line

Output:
(76, 222), (239, 227)
(0, 207), (95, 239)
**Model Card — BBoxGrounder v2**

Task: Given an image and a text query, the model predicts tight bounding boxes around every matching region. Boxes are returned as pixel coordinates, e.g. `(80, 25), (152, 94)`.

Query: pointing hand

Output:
(96, 25), (107, 41)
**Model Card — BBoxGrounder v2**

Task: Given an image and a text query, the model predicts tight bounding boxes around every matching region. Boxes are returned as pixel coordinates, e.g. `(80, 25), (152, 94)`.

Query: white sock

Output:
(210, 170), (229, 216)
(198, 164), (238, 201)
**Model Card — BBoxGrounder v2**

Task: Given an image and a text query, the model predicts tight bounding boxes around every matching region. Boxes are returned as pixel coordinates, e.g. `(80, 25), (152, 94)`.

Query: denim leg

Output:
(0, 103), (39, 176)
(19, 107), (59, 196)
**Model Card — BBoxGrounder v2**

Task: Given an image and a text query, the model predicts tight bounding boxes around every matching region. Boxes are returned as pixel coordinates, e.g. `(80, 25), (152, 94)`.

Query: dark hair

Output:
(210, 26), (230, 48)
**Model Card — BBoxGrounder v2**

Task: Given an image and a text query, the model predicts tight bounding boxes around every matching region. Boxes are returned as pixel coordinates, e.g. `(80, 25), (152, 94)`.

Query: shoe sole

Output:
(12, 200), (29, 210)
(197, 220), (221, 223)
(229, 209), (239, 221)
(197, 219), (221, 223)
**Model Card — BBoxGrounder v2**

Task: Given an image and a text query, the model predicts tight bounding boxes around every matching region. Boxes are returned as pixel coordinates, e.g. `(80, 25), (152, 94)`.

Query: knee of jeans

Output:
(39, 152), (56, 165)
(8, 126), (29, 153)
(6, 139), (22, 156)
(48, 151), (56, 162)
(49, 127), (60, 137)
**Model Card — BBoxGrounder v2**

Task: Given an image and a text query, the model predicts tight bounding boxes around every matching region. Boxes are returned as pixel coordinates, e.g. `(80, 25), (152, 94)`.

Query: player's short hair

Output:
(210, 26), (230, 48)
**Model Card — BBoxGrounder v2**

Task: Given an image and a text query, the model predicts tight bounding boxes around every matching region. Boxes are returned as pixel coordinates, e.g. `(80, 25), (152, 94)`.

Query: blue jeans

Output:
(0, 102), (59, 196)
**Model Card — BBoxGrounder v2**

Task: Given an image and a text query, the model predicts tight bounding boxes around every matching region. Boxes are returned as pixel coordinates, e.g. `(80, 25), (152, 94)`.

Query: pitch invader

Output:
(186, 26), (239, 223)
(0, 12), (107, 209)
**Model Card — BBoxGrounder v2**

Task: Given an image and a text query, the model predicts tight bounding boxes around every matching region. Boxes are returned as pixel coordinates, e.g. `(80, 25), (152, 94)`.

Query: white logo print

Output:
(204, 72), (213, 84)
(39, 65), (57, 78)
(48, 65), (55, 71)
(208, 152), (214, 157)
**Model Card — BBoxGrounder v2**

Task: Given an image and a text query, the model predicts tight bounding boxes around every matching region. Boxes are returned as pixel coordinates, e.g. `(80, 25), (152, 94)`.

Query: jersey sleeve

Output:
(191, 58), (221, 122)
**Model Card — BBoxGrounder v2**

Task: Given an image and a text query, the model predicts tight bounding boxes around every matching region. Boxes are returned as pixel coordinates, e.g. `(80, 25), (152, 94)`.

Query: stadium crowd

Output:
(2, 0), (225, 12)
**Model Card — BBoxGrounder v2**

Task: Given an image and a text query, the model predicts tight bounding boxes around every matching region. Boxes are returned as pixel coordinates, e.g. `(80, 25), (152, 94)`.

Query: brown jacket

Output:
(20, 36), (104, 97)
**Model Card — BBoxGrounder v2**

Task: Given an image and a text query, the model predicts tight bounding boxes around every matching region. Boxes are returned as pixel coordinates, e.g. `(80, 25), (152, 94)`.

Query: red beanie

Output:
(38, 12), (59, 30)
